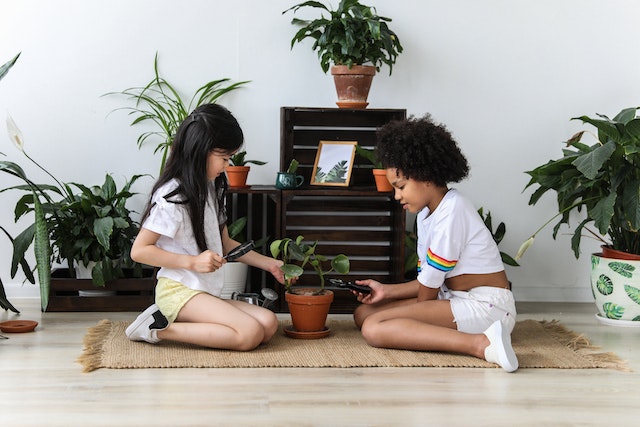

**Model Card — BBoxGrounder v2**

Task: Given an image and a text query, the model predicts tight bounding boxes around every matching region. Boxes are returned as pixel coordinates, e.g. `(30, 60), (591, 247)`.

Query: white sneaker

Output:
(483, 320), (518, 372)
(125, 304), (169, 344)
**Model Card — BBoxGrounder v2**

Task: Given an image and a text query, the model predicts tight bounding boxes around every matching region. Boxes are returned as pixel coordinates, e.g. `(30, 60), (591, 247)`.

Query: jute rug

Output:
(78, 319), (628, 372)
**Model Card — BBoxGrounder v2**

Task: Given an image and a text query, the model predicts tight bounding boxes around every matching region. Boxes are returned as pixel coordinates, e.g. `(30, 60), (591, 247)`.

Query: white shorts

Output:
(438, 286), (516, 334)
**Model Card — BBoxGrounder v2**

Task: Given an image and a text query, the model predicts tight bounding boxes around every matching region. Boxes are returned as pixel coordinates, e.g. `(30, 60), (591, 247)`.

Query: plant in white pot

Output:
(284, 0), (403, 108)
(270, 235), (350, 337)
(518, 106), (640, 325)
(3, 116), (151, 310)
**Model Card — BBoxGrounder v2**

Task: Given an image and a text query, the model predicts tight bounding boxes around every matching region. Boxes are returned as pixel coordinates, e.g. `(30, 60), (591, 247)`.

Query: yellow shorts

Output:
(155, 277), (203, 323)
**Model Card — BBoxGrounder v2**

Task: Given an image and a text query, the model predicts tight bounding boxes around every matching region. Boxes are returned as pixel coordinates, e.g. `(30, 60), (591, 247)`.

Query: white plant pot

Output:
(75, 261), (96, 279)
(591, 253), (640, 326)
(220, 262), (249, 299)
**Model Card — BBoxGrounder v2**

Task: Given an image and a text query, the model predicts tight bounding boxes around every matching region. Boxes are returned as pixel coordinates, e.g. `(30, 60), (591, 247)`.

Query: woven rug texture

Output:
(78, 318), (627, 372)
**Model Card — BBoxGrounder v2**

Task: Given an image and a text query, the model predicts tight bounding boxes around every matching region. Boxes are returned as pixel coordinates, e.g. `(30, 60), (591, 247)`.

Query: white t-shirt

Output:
(416, 189), (504, 289)
(142, 179), (226, 295)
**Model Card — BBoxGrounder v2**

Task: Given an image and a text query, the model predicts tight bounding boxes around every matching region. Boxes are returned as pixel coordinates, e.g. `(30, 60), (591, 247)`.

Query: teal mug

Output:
(275, 172), (304, 189)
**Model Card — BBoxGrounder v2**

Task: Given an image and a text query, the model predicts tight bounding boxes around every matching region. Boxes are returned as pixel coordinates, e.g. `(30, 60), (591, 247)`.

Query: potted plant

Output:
(3, 116), (151, 310)
(355, 145), (391, 191)
(283, 0), (403, 108)
(106, 52), (250, 174)
(270, 235), (350, 337)
(227, 150), (267, 188)
(519, 106), (640, 324)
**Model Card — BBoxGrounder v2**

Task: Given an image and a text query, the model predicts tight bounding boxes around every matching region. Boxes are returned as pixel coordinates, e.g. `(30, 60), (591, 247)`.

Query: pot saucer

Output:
(0, 320), (38, 333)
(595, 313), (640, 328)
(283, 325), (330, 339)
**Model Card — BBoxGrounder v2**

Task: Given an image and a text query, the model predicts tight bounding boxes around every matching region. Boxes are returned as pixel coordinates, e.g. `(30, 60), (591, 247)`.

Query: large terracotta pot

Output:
(591, 252), (640, 325)
(285, 289), (334, 332)
(331, 65), (376, 109)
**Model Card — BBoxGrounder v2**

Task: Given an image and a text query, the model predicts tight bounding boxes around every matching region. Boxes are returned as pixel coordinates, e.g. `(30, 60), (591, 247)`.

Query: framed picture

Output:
(310, 141), (357, 187)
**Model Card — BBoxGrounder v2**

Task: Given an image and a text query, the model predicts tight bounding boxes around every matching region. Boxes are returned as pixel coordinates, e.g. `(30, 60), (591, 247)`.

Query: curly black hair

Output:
(375, 114), (469, 187)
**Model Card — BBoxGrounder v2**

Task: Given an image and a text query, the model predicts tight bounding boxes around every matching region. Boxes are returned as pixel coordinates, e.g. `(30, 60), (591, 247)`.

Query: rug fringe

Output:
(77, 319), (112, 373)
(540, 320), (631, 371)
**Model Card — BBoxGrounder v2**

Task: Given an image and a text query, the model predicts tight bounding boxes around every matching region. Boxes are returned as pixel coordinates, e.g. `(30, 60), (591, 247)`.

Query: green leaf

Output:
(33, 196), (51, 311)
(602, 302), (625, 319)
(0, 52), (20, 81)
(596, 274), (614, 295)
(608, 261), (635, 278)
(331, 254), (350, 274)
(94, 217), (114, 251)
(571, 141), (616, 180)
(624, 284), (640, 305)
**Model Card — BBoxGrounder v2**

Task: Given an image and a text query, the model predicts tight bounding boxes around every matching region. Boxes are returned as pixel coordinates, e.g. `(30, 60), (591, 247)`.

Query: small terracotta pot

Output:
(285, 289), (334, 332)
(372, 169), (392, 192)
(226, 166), (250, 188)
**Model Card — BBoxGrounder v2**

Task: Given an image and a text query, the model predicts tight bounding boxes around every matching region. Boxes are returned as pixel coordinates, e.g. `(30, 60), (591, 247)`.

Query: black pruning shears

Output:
(223, 240), (255, 262)
(327, 278), (371, 294)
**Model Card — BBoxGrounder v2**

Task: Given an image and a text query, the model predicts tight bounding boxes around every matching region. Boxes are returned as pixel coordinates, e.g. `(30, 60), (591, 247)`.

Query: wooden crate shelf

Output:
(46, 268), (156, 312)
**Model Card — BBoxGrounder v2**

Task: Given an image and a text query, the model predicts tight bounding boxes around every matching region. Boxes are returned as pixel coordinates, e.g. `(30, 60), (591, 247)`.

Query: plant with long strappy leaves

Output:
(106, 52), (250, 174)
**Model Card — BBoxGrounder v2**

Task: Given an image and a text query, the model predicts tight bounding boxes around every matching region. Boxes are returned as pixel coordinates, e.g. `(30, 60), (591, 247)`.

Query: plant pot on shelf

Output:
(226, 166), (250, 188)
(591, 252), (640, 326)
(285, 289), (334, 336)
(331, 65), (376, 109)
(372, 169), (392, 192)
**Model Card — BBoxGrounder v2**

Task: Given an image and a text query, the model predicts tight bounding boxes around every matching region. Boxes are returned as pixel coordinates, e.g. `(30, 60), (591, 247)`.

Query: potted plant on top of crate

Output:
(270, 235), (350, 337)
(283, 0), (403, 108)
(519, 106), (640, 325)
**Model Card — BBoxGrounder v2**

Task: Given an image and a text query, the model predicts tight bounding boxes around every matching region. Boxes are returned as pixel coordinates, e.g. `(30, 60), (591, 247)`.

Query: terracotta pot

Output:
(601, 245), (640, 261)
(226, 166), (250, 188)
(372, 169), (392, 192)
(285, 289), (334, 332)
(331, 65), (376, 109)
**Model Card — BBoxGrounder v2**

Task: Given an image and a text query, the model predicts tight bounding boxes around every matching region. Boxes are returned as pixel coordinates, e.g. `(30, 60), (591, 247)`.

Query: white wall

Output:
(1, 0), (638, 301)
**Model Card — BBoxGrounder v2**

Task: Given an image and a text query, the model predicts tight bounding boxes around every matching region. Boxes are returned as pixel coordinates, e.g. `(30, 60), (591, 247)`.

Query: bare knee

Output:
(353, 304), (373, 329)
(261, 312), (279, 343)
(360, 317), (385, 348)
(232, 323), (265, 351)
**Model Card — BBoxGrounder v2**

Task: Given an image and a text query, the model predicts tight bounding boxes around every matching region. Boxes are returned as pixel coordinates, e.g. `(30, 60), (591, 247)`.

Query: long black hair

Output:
(140, 103), (244, 252)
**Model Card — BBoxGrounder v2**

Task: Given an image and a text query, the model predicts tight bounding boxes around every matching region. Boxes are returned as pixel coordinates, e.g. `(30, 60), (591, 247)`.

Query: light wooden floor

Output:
(1, 299), (638, 427)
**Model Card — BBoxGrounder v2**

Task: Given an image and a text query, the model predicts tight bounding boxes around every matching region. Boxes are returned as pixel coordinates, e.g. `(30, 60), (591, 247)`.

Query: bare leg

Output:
(360, 300), (489, 359)
(157, 293), (278, 351)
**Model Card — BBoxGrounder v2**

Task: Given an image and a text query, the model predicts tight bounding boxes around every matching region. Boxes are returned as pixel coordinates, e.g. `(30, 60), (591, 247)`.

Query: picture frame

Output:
(310, 141), (357, 187)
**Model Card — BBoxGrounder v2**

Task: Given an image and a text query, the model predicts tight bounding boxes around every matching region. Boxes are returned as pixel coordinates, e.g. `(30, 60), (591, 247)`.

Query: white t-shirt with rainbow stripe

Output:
(416, 189), (504, 289)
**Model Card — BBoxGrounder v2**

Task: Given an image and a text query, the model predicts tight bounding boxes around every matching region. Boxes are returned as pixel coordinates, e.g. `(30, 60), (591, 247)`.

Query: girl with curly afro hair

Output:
(352, 114), (518, 372)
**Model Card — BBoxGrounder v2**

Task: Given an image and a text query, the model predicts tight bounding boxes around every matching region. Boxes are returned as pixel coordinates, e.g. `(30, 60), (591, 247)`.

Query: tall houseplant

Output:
(3, 116), (148, 309)
(520, 106), (640, 324)
(107, 52), (249, 174)
(270, 235), (349, 335)
(284, 0), (403, 108)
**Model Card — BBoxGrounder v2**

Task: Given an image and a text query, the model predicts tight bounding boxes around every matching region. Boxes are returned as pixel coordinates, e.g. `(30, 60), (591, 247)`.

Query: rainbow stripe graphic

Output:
(426, 248), (457, 272)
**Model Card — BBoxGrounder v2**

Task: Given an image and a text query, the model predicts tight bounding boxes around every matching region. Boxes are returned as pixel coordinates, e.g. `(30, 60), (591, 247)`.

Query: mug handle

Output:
(295, 175), (304, 187)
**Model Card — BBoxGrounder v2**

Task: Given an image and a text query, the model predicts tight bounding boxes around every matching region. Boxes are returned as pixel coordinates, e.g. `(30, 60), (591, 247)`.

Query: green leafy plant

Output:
(478, 208), (519, 267)
(519, 106), (640, 259)
(106, 52), (250, 174)
(2, 116), (148, 309)
(0, 52), (20, 81)
(283, 0), (403, 74)
(227, 215), (269, 251)
(355, 145), (382, 168)
(286, 159), (299, 174)
(229, 151), (267, 167)
(269, 235), (350, 293)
